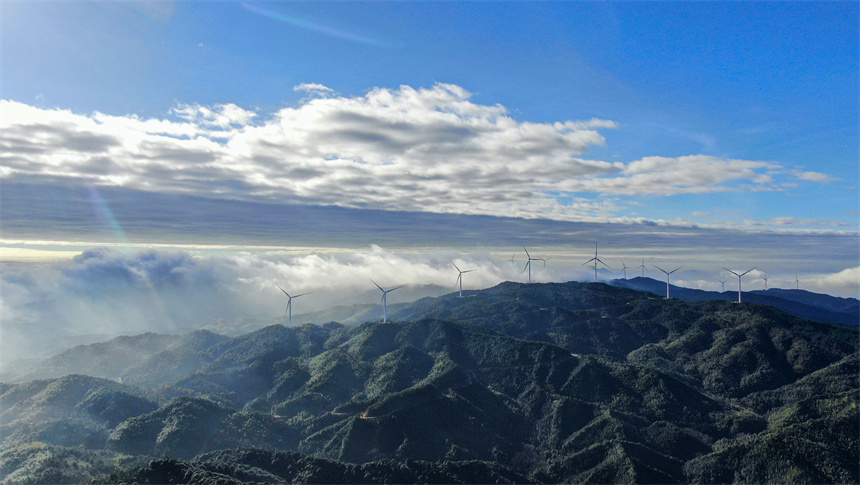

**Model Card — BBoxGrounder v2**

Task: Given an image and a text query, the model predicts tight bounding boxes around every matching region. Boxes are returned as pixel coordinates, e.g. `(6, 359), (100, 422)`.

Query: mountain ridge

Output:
(1, 280), (857, 483)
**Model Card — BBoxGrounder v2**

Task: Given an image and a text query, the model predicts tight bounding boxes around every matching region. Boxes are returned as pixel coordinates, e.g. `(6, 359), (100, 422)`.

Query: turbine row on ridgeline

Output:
(276, 245), (795, 325)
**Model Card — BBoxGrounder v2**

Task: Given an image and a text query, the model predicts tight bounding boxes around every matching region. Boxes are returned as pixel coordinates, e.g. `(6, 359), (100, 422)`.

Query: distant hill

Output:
(2, 280), (858, 483)
(611, 276), (859, 326)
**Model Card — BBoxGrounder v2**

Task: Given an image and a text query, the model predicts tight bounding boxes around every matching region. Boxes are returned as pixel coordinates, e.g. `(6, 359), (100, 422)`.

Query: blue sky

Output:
(1, 0), (858, 320)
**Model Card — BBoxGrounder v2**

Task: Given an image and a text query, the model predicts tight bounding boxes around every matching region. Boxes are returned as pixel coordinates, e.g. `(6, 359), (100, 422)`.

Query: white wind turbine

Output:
(276, 284), (309, 327)
(795, 274), (800, 290)
(719, 278), (727, 292)
(451, 260), (476, 298)
(522, 246), (545, 284)
(636, 258), (647, 278)
(723, 267), (756, 303)
(762, 273), (769, 290)
(620, 260), (630, 279)
(582, 243), (609, 282)
(371, 279), (404, 323)
(653, 265), (683, 299)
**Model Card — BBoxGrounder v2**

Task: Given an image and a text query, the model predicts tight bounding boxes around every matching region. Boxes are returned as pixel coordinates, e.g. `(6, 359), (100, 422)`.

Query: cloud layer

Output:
(0, 84), (835, 221)
(2, 247), (856, 367)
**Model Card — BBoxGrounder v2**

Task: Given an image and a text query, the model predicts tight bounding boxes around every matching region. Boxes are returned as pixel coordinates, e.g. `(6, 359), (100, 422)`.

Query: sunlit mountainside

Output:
(1, 281), (857, 484)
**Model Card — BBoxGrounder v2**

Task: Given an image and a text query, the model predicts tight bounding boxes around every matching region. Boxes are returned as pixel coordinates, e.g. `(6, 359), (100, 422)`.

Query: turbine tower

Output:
(451, 260), (476, 298)
(719, 279), (727, 292)
(653, 265), (683, 299)
(762, 273), (769, 290)
(795, 274), (800, 290)
(276, 284), (309, 327)
(582, 243), (609, 282)
(723, 267), (756, 303)
(371, 279), (404, 323)
(621, 260), (630, 279)
(636, 258), (646, 278)
(522, 246), (544, 284)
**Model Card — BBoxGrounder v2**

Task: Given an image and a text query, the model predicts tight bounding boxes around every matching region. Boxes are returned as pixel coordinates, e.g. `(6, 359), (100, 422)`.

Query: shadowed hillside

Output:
(611, 277), (859, 326)
(1, 281), (857, 484)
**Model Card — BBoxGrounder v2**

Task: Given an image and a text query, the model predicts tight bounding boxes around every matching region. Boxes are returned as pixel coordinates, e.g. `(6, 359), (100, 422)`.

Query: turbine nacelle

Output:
(522, 246), (547, 284)
(653, 265), (683, 299)
(276, 284), (310, 327)
(451, 260), (476, 298)
(722, 267), (756, 303)
(372, 279), (404, 323)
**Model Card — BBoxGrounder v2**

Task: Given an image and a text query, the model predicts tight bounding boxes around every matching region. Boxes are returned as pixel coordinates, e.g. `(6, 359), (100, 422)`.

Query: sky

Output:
(0, 1), (858, 361)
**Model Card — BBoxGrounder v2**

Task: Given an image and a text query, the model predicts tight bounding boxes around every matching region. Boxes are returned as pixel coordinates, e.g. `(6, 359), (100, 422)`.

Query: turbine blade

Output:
(740, 267), (756, 276)
(653, 265), (668, 274)
(293, 292), (310, 298)
(275, 284), (290, 296)
(450, 260), (461, 272)
(669, 266), (683, 274)
(370, 279), (384, 292)
(523, 246), (530, 258)
(722, 267), (741, 277)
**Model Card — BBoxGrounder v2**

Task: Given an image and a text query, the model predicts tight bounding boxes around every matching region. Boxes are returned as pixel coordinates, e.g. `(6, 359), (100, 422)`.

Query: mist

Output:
(0, 246), (566, 367)
(2, 245), (857, 370)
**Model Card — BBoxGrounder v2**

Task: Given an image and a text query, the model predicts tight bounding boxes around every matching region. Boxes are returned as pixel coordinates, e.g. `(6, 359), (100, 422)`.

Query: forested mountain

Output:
(1, 281), (857, 484)
(611, 277), (859, 326)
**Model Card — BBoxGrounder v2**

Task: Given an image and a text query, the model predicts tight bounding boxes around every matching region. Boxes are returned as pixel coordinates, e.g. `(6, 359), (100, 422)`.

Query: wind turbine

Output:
(635, 258), (647, 278)
(275, 284), (309, 327)
(723, 267), (756, 303)
(719, 279), (727, 292)
(522, 246), (544, 284)
(371, 279), (404, 323)
(653, 265), (683, 299)
(582, 243), (609, 282)
(795, 274), (800, 290)
(451, 260), (476, 298)
(620, 260), (630, 279)
(762, 273), (769, 290)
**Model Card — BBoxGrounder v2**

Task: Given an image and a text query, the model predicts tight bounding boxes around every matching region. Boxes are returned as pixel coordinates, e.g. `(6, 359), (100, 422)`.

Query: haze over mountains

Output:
(1, 280), (857, 484)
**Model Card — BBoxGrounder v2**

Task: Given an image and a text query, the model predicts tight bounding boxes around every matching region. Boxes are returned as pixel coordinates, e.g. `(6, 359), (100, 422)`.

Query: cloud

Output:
(808, 266), (860, 297)
(293, 83), (336, 97)
(743, 217), (851, 228)
(3, 245), (857, 367)
(791, 170), (840, 184)
(0, 246), (563, 364)
(0, 84), (842, 221)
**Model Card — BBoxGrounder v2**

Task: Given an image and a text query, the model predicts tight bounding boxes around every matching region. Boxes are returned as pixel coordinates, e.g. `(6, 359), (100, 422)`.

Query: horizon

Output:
(1, 1), (858, 360)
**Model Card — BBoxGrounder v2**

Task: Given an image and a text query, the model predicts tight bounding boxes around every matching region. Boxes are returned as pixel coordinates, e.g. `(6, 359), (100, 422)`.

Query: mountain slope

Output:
(2, 280), (857, 483)
(612, 277), (859, 326)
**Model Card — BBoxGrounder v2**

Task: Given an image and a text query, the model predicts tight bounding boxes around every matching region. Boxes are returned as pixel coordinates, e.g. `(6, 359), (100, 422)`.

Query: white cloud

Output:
(0, 84), (842, 221)
(808, 266), (860, 297)
(791, 170), (840, 183)
(0, 246), (564, 364)
(293, 83), (336, 96)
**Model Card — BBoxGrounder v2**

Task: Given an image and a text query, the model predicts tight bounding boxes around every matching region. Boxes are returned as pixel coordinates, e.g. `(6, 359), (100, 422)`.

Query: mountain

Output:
(1, 280), (857, 484)
(0, 375), (157, 450)
(611, 277), (859, 326)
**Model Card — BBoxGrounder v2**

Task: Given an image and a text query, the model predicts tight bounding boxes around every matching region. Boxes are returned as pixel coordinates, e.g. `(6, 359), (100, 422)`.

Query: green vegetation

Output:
(1, 281), (857, 483)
